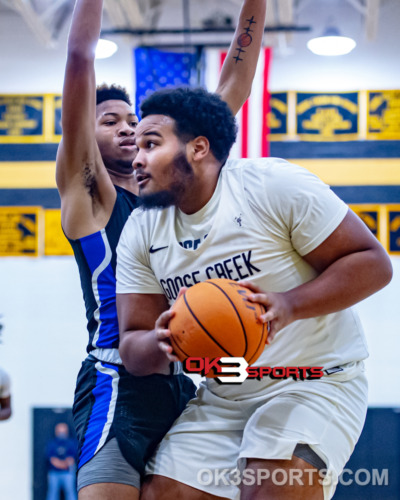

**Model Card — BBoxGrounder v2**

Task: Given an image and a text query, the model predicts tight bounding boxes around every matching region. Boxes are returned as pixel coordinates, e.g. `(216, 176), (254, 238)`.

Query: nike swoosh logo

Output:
(149, 245), (169, 254)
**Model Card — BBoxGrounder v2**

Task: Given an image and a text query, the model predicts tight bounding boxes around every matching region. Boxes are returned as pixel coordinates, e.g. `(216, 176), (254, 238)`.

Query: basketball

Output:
(169, 278), (267, 365)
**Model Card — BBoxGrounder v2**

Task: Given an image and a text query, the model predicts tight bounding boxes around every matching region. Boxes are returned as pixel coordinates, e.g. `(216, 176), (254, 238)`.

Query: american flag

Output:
(134, 47), (198, 118)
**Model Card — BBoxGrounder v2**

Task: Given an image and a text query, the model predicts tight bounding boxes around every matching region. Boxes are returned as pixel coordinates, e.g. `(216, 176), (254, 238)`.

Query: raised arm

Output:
(56, 0), (115, 238)
(216, 0), (267, 115)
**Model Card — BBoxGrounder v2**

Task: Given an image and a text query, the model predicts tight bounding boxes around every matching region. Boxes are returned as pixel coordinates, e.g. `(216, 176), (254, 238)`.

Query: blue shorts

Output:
(73, 355), (196, 479)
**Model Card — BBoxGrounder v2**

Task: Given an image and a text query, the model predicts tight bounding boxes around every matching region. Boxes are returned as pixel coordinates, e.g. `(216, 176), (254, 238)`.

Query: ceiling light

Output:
(95, 39), (118, 59)
(307, 26), (356, 56)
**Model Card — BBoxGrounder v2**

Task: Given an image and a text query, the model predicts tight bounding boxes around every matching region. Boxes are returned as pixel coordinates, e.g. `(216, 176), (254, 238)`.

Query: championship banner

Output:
(350, 204), (381, 240)
(0, 96), (44, 143)
(296, 92), (359, 141)
(44, 209), (73, 256)
(0, 207), (43, 256)
(388, 206), (400, 254)
(367, 90), (400, 140)
(268, 92), (288, 140)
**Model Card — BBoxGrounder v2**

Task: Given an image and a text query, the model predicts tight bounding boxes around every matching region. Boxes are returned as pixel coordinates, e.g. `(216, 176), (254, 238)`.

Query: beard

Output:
(138, 189), (178, 209)
(139, 152), (194, 209)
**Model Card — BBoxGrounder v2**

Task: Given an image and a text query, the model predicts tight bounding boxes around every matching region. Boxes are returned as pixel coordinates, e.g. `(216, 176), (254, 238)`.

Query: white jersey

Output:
(117, 158), (368, 377)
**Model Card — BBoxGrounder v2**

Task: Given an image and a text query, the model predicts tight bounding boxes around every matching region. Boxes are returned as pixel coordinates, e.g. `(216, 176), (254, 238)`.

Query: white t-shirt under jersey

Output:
(117, 157), (368, 387)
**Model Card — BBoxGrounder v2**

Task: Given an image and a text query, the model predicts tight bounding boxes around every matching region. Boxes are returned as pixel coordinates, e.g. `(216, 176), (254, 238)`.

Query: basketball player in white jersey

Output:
(115, 87), (392, 500)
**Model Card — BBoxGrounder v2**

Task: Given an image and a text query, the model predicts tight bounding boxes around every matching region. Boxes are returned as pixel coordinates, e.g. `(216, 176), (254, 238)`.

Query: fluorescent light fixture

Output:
(307, 26), (356, 56)
(95, 39), (118, 59)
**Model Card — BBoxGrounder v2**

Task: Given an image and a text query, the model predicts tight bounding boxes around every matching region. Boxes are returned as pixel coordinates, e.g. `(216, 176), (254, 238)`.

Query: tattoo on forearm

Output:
(233, 16), (256, 64)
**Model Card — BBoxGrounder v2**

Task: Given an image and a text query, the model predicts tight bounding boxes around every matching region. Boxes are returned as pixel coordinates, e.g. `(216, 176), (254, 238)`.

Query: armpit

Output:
(83, 163), (99, 199)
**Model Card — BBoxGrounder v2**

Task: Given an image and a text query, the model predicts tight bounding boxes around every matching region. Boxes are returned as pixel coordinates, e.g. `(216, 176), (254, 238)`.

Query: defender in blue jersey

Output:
(56, 0), (267, 498)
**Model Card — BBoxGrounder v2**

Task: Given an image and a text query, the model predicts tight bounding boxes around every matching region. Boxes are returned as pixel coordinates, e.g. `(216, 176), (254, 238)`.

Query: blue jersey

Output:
(68, 186), (138, 354)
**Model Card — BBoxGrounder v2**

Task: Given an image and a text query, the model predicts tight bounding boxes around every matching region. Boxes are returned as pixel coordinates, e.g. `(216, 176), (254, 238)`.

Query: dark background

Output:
(32, 407), (76, 500)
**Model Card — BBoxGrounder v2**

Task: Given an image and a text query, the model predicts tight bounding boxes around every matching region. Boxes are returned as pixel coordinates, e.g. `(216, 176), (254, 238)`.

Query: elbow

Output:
(381, 256), (393, 288)
(66, 45), (96, 66)
(119, 334), (135, 374)
(119, 329), (170, 376)
(118, 333), (147, 376)
(373, 247), (393, 290)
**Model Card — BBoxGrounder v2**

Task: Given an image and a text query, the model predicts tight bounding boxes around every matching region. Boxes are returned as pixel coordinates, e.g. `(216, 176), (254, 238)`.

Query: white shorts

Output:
(145, 362), (368, 500)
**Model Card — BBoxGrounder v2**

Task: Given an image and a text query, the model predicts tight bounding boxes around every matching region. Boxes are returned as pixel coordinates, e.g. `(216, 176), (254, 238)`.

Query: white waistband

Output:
(90, 348), (123, 365)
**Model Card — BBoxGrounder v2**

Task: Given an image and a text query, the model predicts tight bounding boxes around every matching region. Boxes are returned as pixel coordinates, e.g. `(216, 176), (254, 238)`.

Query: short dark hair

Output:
(96, 83), (132, 106)
(140, 87), (237, 163)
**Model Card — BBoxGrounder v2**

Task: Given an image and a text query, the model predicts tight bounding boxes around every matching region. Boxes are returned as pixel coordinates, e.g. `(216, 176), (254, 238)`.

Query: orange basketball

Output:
(169, 278), (267, 365)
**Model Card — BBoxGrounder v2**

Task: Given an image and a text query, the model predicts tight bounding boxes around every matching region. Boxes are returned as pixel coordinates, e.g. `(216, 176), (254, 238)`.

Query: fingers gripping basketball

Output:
(169, 278), (268, 365)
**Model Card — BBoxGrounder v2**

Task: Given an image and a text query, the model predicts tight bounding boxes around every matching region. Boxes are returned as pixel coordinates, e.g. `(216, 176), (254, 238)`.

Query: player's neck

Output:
(178, 169), (220, 215)
(107, 168), (138, 195)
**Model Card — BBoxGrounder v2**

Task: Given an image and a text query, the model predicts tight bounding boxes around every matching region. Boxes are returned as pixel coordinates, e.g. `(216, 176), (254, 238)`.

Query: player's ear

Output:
(188, 136), (210, 162)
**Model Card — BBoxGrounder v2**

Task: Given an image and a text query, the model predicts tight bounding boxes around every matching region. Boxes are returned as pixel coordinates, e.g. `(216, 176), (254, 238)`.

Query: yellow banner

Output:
(0, 94), (61, 143)
(349, 204), (400, 255)
(350, 204), (381, 241)
(0, 207), (43, 256)
(0, 207), (73, 256)
(367, 90), (400, 140)
(44, 209), (73, 256)
(1, 91), (400, 143)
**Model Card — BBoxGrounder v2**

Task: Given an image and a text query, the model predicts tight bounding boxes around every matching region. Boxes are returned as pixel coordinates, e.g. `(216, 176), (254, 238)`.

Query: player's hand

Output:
(154, 309), (180, 362)
(238, 280), (295, 342)
(154, 287), (188, 362)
